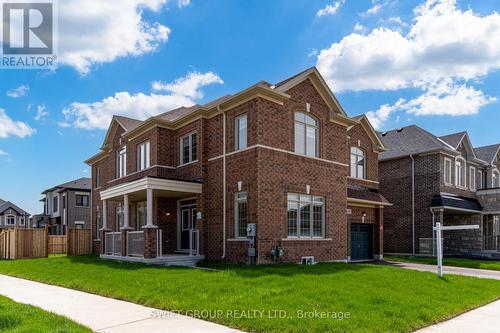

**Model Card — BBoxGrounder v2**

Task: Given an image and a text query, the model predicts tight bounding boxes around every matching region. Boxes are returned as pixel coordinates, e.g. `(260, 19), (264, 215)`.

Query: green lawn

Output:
(0, 294), (90, 332)
(0, 256), (500, 333)
(386, 255), (500, 271)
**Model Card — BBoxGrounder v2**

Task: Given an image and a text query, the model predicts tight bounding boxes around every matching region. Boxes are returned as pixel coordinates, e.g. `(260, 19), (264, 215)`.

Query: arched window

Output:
(294, 112), (319, 157)
(456, 157), (466, 188)
(493, 170), (499, 188)
(350, 147), (366, 179)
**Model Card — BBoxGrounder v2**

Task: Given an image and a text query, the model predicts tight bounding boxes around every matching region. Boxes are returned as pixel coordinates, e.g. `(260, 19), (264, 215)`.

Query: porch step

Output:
(159, 255), (205, 267)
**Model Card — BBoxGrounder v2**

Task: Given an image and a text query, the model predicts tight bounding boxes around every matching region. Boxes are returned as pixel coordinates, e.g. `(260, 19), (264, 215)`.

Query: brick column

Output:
(143, 227), (158, 259)
(120, 227), (133, 256)
(374, 207), (384, 260)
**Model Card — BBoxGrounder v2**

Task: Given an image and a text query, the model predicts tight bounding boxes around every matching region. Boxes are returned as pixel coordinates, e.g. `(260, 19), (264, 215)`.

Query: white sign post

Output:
(433, 222), (480, 278)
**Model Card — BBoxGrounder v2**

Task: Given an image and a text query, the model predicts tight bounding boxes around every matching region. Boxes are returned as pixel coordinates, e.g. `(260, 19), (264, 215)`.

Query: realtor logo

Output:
(1, 1), (57, 69)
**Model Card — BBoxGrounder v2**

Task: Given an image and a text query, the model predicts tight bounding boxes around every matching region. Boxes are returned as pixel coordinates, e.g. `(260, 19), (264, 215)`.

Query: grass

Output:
(0, 294), (90, 332)
(386, 255), (500, 271)
(0, 256), (499, 333)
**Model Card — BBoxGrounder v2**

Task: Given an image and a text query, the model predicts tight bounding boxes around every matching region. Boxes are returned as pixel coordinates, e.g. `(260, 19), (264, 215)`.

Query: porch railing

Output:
(127, 231), (144, 257)
(189, 229), (200, 256)
(105, 232), (121, 256)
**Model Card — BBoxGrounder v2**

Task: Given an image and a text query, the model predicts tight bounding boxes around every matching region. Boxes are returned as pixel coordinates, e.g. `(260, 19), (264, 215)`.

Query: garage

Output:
(350, 224), (373, 261)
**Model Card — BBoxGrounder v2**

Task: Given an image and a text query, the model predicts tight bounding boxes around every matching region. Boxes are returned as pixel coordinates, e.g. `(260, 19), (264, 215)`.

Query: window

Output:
(444, 158), (452, 185)
(294, 112), (319, 157)
(19, 217), (25, 226)
(6, 215), (15, 225)
(235, 114), (248, 150)
(53, 196), (58, 213)
(136, 201), (147, 230)
(76, 194), (89, 207)
(117, 146), (127, 178)
(235, 192), (248, 238)
(137, 141), (150, 171)
(116, 207), (124, 231)
(470, 166), (476, 190)
(95, 168), (101, 187)
(180, 132), (197, 165)
(479, 170), (483, 189)
(350, 147), (366, 179)
(493, 170), (500, 188)
(287, 194), (324, 238)
(456, 158), (466, 188)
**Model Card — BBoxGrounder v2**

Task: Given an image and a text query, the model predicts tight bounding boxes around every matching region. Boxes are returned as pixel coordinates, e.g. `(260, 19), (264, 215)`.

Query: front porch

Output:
(98, 177), (205, 267)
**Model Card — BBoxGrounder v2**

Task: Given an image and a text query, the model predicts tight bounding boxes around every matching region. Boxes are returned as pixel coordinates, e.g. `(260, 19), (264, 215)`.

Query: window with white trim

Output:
(235, 114), (247, 151)
(136, 201), (147, 230)
(137, 141), (150, 171)
(350, 147), (366, 179)
(444, 158), (452, 185)
(294, 112), (319, 157)
(180, 132), (197, 165)
(6, 215), (15, 225)
(235, 192), (247, 238)
(493, 170), (500, 188)
(469, 166), (476, 190)
(19, 217), (25, 226)
(456, 158), (466, 188)
(53, 196), (58, 213)
(117, 146), (127, 178)
(76, 194), (89, 207)
(287, 193), (324, 238)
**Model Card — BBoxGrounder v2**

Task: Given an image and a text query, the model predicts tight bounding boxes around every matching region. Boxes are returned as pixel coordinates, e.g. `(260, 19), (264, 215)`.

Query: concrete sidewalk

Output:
(0, 274), (243, 333)
(416, 299), (500, 333)
(386, 261), (500, 280)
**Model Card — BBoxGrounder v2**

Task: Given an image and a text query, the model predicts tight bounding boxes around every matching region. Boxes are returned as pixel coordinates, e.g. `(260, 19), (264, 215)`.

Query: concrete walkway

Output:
(386, 261), (500, 280)
(0, 274), (243, 333)
(416, 299), (500, 333)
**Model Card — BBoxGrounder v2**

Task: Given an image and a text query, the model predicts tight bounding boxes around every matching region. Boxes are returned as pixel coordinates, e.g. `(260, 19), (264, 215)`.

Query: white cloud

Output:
(0, 109), (35, 139)
(6, 85), (29, 98)
(34, 105), (49, 121)
(316, 1), (344, 17)
(56, 0), (171, 74)
(63, 71), (224, 130)
(365, 3), (382, 16)
(0, 150), (8, 156)
(353, 23), (365, 33)
(177, 0), (191, 7)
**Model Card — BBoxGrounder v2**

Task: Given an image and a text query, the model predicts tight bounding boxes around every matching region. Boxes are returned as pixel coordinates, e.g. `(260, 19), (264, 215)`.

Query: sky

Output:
(0, 0), (499, 214)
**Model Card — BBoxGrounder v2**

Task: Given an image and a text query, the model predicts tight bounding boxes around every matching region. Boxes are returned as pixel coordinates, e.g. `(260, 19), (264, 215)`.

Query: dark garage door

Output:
(351, 224), (373, 261)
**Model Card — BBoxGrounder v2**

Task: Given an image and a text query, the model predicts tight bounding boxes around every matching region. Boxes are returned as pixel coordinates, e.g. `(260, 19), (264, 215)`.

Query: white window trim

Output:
(235, 114), (248, 151)
(75, 193), (90, 207)
(19, 216), (25, 226)
(234, 192), (248, 238)
(137, 141), (151, 171)
(493, 168), (500, 188)
(455, 156), (467, 189)
(117, 146), (127, 178)
(179, 132), (198, 166)
(5, 214), (15, 226)
(443, 157), (453, 186)
(350, 146), (366, 180)
(294, 112), (319, 158)
(287, 193), (325, 239)
(469, 166), (476, 191)
(478, 170), (483, 190)
(53, 195), (59, 213)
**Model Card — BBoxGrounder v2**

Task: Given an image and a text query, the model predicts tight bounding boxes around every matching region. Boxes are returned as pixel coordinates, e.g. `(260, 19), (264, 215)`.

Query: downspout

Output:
(220, 106), (227, 259)
(410, 154), (415, 256)
(430, 208), (435, 257)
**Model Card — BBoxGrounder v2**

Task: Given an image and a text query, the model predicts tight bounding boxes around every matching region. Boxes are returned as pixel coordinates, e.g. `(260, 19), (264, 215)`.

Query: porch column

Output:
(121, 194), (132, 256)
(99, 199), (110, 255)
(143, 188), (158, 259)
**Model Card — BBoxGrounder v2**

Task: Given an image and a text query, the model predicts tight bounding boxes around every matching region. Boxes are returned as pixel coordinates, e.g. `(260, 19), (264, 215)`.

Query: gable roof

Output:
(475, 144), (500, 165)
(379, 125), (454, 161)
(42, 177), (91, 194)
(439, 132), (467, 149)
(0, 201), (29, 215)
(349, 114), (387, 151)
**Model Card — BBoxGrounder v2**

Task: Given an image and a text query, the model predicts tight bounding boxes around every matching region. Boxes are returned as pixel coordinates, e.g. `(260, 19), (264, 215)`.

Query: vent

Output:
(381, 132), (387, 136)
(396, 128), (404, 133)
(301, 256), (315, 265)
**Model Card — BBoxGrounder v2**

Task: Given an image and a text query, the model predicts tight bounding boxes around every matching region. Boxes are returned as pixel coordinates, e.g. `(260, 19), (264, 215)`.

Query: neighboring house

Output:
(379, 126), (500, 258)
(0, 199), (29, 229)
(38, 178), (91, 234)
(86, 67), (390, 265)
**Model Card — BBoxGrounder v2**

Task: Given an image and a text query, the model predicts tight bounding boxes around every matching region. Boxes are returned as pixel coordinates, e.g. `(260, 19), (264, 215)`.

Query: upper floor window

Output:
(95, 167), (101, 188)
(469, 166), (476, 190)
(53, 196), (58, 213)
(350, 147), (366, 179)
(444, 158), (452, 185)
(456, 158), (466, 188)
(235, 192), (248, 238)
(117, 146), (127, 178)
(493, 170), (499, 188)
(478, 170), (484, 189)
(19, 217), (25, 226)
(137, 141), (151, 171)
(294, 112), (319, 157)
(76, 194), (89, 207)
(287, 193), (324, 238)
(6, 215), (15, 225)
(180, 132), (197, 165)
(235, 114), (247, 151)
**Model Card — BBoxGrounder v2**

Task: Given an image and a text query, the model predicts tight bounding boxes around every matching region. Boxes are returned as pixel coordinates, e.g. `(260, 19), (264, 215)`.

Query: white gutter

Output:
(221, 108), (227, 259)
(410, 154), (415, 256)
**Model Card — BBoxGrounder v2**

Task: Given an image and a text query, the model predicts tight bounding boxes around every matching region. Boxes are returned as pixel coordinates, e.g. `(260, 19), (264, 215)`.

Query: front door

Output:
(179, 205), (197, 251)
(351, 224), (373, 261)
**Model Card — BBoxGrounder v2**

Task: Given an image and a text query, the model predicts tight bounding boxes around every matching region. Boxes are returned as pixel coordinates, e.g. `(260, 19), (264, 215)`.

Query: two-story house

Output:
(37, 178), (91, 234)
(0, 199), (29, 229)
(379, 126), (500, 258)
(86, 67), (390, 265)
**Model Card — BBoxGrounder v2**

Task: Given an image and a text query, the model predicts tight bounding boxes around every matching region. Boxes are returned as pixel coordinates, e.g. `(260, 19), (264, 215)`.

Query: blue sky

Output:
(0, 0), (499, 213)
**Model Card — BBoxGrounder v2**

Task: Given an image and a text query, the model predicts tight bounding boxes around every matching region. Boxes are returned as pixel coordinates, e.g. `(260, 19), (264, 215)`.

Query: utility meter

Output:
(247, 223), (256, 237)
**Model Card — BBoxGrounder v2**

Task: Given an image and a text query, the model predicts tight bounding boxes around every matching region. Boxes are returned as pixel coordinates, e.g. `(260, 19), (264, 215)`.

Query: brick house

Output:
(86, 68), (389, 265)
(0, 199), (29, 229)
(34, 178), (91, 235)
(379, 126), (500, 258)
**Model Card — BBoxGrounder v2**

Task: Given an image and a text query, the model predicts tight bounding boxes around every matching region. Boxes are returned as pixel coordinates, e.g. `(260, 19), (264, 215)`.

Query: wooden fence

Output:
(0, 228), (47, 259)
(67, 229), (91, 256)
(48, 235), (67, 254)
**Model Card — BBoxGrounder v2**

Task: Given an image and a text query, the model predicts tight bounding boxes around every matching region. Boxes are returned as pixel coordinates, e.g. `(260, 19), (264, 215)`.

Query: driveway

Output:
(386, 261), (500, 280)
(0, 274), (243, 333)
